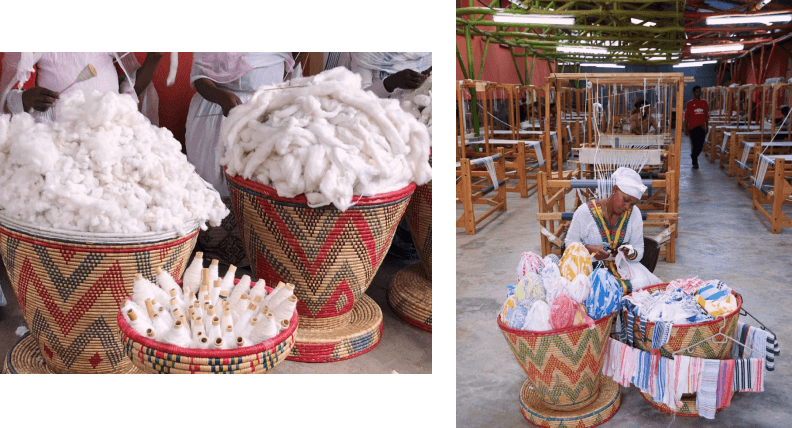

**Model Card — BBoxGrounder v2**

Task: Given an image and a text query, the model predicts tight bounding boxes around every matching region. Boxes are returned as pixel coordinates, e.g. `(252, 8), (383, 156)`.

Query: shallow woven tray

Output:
(387, 263), (431, 332)
(639, 390), (733, 417)
(520, 376), (621, 428)
(287, 294), (383, 363)
(5, 333), (142, 374)
(118, 283), (299, 374)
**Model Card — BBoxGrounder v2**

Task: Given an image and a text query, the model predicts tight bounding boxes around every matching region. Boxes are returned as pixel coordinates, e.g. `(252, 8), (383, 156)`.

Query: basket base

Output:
(387, 263), (432, 332)
(639, 390), (733, 417)
(287, 294), (383, 363)
(519, 377), (621, 428)
(5, 333), (143, 374)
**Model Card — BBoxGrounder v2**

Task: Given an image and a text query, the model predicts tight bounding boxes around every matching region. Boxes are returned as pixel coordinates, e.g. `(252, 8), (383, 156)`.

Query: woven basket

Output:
(520, 376), (622, 428)
(226, 171), (414, 329)
(498, 312), (616, 412)
(404, 173), (431, 280)
(118, 284), (298, 374)
(387, 262), (432, 331)
(625, 283), (742, 359)
(0, 213), (198, 373)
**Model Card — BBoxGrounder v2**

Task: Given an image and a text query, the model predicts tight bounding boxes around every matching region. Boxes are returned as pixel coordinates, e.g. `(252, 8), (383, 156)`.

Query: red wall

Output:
(456, 35), (553, 87)
(736, 41), (792, 84)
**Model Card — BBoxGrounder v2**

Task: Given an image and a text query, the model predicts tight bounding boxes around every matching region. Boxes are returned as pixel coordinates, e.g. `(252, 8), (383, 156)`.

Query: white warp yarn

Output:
(220, 67), (432, 211)
(0, 90), (228, 235)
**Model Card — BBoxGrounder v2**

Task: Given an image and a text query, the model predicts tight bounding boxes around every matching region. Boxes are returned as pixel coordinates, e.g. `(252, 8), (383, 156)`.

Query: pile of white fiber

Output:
(398, 74), (432, 140)
(0, 90), (228, 235)
(220, 67), (432, 211)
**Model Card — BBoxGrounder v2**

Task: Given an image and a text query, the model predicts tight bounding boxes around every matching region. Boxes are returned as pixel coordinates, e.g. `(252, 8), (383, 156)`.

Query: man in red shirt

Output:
(683, 85), (709, 169)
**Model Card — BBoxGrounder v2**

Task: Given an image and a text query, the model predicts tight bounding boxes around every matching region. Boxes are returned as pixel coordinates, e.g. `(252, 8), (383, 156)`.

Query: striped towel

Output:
(651, 321), (673, 349)
(717, 360), (734, 408)
(697, 359), (721, 419)
(733, 358), (765, 393)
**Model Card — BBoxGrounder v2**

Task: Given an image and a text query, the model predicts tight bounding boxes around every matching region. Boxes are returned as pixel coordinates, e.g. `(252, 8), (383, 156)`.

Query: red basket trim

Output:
(0, 227), (198, 253)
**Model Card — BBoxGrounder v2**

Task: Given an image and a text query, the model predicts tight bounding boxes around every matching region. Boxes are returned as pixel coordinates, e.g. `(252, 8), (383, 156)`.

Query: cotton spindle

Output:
(155, 267), (181, 296)
(164, 319), (192, 348)
(126, 308), (154, 337)
(229, 275), (251, 309)
(211, 279), (223, 306)
(272, 294), (297, 325)
(183, 252), (204, 295)
(219, 265), (237, 295)
(208, 259), (220, 286)
(250, 312), (279, 343)
(249, 279), (267, 302)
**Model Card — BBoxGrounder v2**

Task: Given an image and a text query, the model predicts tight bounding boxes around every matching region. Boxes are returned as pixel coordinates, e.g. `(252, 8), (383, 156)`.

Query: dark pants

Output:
(690, 126), (706, 165)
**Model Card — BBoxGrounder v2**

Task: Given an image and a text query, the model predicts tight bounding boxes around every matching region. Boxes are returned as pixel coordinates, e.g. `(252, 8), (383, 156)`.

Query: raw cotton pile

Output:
(220, 67), (432, 211)
(121, 252), (297, 349)
(398, 74), (432, 140)
(0, 90), (228, 235)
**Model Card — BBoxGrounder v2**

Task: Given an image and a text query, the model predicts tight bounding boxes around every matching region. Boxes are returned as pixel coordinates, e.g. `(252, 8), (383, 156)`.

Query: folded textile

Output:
(666, 276), (705, 295)
(523, 300), (552, 331)
(559, 242), (592, 282)
(586, 268), (623, 320)
(517, 251), (544, 283)
(697, 359), (721, 419)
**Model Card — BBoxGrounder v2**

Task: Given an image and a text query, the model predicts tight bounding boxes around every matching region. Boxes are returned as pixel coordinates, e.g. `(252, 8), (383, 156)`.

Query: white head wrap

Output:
(611, 167), (646, 200)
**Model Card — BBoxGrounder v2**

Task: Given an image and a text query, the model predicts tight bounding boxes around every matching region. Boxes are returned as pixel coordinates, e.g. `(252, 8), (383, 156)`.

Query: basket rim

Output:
(225, 168), (417, 206)
(497, 309), (614, 338)
(624, 282), (743, 328)
(117, 283), (299, 358)
(0, 210), (201, 244)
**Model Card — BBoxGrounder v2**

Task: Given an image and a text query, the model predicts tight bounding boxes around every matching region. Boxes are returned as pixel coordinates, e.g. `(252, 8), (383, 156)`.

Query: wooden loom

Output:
(751, 155), (792, 233)
(456, 151), (508, 235)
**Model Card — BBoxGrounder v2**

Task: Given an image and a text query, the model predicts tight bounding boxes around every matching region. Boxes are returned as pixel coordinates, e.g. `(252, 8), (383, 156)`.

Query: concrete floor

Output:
(0, 247), (432, 374)
(456, 139), (792, 427)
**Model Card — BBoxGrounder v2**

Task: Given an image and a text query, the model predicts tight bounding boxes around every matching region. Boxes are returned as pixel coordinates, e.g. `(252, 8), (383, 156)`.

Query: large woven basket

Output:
(404, 163), (431, 280)
(226, 171), (414, 329)
(118, 284), (298, 374)
(498, 312), (616, 412)
(625, 283), (742, 359)
(0, 213), (198, 373)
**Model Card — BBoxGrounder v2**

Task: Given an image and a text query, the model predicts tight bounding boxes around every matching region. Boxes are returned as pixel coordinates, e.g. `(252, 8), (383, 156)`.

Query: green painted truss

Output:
(457, 0), (686, 72)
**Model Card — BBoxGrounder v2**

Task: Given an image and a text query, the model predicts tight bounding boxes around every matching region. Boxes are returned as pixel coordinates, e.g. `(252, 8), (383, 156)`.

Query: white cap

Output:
(612, 167), (646, 200)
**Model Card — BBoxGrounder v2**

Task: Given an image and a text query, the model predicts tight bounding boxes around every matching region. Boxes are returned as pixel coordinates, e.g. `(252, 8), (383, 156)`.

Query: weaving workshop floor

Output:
(456, 139), (792, 427)
(0, 248), (432, 374)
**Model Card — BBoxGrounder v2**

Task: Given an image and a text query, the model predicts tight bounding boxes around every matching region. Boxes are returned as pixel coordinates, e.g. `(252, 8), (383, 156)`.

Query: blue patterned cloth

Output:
(585, 268), (623, 320)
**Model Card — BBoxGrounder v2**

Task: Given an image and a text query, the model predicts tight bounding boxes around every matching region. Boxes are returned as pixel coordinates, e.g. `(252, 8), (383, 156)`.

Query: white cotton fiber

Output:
(220, 67), (432, 211)
(0, 91), (228, 235)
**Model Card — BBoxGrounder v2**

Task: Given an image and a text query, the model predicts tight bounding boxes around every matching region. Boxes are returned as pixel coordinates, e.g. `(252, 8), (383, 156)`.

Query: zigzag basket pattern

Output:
(498, 312), (615, 412)
(0, 221), (197, 373)
(226, 172), (414, 326)
(405, 177), (432, 280)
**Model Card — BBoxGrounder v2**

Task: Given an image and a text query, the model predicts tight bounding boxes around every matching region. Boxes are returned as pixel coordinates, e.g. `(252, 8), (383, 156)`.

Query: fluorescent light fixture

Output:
(673, 60), (717, 68)
(706, 14), (791, 25)
(579, 63), (626, 69)
(648, 56), (669, 61)
(690, 43), (744, 53)
(492, 13), (574, 25)
(630, 18), (657, 26)
(557, 46), (608, 54)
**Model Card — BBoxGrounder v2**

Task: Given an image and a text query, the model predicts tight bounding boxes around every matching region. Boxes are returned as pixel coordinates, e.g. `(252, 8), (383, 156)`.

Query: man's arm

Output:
(133, 53), (164, 95)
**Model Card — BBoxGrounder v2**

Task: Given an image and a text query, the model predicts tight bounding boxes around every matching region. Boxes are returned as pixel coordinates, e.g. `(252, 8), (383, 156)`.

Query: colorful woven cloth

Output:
(717, 359), (734, 408)
(697, 359), (721, 419)
(517, 252), (544, 283)
(733, 358), (765, 393)
(543, 254), (560, 267)
(559, 242), (592, 282)
(567, 274), (591, 305)
(586, 268), (623, 320)
(524, 300), (552, 331)
(666, 276), (704, 294)
(731, 321), (779, 371)
(540, 263), (563, 305)
(515, 272), (545, 306)
(500, 294), (519, 324)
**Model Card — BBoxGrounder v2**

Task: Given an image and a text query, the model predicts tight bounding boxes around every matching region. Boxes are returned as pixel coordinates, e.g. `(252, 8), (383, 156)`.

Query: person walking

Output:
(684, 85), (709, 169)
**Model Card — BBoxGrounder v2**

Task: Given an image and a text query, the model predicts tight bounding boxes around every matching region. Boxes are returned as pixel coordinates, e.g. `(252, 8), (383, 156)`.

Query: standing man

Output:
(684, 85), (709, 169)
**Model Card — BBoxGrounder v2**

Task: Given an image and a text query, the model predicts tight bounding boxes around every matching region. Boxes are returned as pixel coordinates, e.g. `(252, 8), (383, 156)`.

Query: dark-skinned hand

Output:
(219, 91), (242, 117)
(383, 69), (426, 92)
(22, 87), (59, 112)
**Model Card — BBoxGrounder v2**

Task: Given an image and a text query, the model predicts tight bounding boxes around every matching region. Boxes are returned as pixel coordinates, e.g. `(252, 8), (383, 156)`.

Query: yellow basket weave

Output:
(0, 214), (197, 373)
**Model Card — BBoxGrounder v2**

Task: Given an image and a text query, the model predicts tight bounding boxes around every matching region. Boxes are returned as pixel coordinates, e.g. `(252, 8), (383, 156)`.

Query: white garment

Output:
(565, 203), (661, 290)
(185, 52), (287, 198)
(351, 52), (431, 101)
(1, 52), (158, 124)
